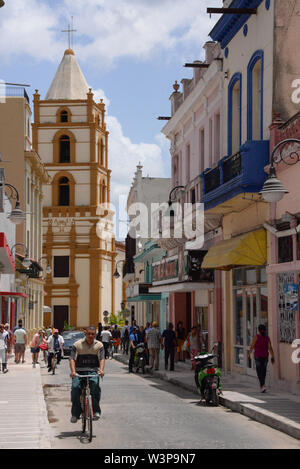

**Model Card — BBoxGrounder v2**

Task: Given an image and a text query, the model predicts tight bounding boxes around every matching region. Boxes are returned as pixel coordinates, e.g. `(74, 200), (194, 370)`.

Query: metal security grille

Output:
(223, 151), (242, 183)
(278, 272), (297, 343)
(204, 167), (220, 193)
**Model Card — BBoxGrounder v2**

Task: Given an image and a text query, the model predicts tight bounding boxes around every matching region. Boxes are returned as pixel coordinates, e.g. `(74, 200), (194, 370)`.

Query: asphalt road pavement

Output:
(40, 357), (300, 449)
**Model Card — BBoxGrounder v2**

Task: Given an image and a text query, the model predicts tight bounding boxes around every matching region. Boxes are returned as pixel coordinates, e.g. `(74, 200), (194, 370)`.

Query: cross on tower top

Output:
(62, 18), (77, 50)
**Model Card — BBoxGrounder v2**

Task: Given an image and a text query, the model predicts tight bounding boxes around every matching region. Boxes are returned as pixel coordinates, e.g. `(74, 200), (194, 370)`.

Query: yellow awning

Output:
(202, 229), (267, 270)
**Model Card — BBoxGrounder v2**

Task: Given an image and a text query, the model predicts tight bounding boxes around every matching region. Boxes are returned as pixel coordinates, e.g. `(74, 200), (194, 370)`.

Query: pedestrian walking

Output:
(162, 322), (177, 371)
(47, 329), (64, 372)
(138, 325), (146, 343)
(121, 320), (130, 355)
(188, 326), (201, 371)
(46, 325), (53, 338)
(13, 319), (25, 333)
(146, 321), (161, 371)
(128, 326), (139, 373)
(30, 329), (44, 365)
(248, 324), (275, 393)
(112, 325), (121, 353)
(14, 322), (27, 364)
(100, 326), (112, 359)
(96, 322), (103, 341)
(129, 319), (138, 335)
(176, 321), (186, 362)
(4, 324), (13, 359)
(0, 324), (9, 373)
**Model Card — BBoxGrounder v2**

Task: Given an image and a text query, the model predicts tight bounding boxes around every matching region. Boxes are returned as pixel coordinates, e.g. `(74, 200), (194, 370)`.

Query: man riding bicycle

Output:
(69, 325), (105, 423)
(47, 329), (64, 372)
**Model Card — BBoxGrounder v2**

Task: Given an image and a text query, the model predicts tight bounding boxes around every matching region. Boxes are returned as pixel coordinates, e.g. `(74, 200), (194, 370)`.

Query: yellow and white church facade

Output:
(32, 48), (125, 330)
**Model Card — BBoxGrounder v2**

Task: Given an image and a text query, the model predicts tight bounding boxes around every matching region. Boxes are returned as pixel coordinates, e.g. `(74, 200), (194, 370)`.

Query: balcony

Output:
(201, 140), (269, 213)
(126, 282), (161, 303)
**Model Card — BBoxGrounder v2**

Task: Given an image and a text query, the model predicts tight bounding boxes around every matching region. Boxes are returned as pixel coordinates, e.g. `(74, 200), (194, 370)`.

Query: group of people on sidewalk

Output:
(123, 320), (204, 373)
(121, 319), (275, 394)
(0, 320), (28, 373)
(0, 319), (66, 374)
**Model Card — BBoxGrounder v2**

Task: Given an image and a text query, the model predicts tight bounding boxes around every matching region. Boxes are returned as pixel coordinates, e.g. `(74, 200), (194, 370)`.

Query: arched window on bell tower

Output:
(60, 110), (69, 123)
(56, 107), (71, 124)
(58, 177), (70, 206)
(59, 135), (71, 163)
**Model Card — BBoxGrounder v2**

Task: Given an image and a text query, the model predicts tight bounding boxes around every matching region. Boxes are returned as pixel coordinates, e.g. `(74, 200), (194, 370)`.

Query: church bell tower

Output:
(32, 48), (117, 330)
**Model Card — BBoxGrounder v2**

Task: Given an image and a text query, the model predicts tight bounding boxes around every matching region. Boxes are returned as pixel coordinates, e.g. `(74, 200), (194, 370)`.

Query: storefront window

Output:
(246, 291), (251, 346)
(234, 347), (244, 366)
(278, 236), (293, 263)
(297, 233), (300, 260)
(260, 267), (267, 284)
(246, 268), (257, 285)
(233, 266), (267, 369)
(233, 268), (243, 285)
(234, 289), (243, 346)
(260, 287), (268, 329)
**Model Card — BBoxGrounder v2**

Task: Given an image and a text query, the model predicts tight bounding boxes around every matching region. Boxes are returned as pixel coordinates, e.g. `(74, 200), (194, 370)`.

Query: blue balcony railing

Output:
(201, 140), (270, 211)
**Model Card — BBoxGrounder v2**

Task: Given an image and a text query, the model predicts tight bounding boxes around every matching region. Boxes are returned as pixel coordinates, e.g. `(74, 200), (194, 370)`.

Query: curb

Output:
(113, 354), (300, 441)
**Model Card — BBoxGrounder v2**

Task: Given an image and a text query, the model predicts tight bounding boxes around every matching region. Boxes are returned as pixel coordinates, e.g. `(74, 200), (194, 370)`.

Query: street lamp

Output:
(1, 182), (26, 224)
(168, 185), (185, 207)
(11, 244), (31, 268)
(38, 257), (52, 276)
(259, 139), (300, 203)
(113, 260), (125, 279)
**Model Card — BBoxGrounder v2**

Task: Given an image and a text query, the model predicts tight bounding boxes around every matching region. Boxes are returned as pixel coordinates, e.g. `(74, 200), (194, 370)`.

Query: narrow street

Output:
(41, 358), (299, 449)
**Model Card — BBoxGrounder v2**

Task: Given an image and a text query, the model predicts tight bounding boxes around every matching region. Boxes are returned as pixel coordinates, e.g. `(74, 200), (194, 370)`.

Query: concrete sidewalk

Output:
(113, 352), (300, 441)
(0, 349), (53, 449)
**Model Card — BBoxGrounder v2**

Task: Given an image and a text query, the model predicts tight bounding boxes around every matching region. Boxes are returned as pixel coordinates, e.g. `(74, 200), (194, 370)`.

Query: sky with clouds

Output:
(0, 0), (222, 238)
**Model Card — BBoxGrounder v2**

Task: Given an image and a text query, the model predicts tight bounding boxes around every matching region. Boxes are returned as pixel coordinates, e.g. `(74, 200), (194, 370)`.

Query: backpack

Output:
(124, 328), (129, 340)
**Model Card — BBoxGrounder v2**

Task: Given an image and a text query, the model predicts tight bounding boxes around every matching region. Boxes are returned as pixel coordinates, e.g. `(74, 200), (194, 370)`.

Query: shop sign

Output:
(153, 259), (178, 282)
(284, 284), (298, 311)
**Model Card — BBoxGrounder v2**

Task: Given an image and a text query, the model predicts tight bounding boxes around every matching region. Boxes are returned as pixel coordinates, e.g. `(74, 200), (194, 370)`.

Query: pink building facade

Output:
(151, 42), (224, 353)
(265, 112), (300, 393)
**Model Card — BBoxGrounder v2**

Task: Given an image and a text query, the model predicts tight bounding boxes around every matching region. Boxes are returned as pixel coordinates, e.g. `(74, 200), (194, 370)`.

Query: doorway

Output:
(233, 267), (268, 375)
(53, 305), (69, 333)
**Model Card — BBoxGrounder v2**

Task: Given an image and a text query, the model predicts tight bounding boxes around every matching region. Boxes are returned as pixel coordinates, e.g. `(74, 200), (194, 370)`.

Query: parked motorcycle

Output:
(134, 343), (146, 374)
(194, 345), (222, 406)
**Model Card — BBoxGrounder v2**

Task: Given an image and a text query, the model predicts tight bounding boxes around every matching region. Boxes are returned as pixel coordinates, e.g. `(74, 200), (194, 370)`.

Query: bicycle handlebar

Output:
(74, 373), (103, 379)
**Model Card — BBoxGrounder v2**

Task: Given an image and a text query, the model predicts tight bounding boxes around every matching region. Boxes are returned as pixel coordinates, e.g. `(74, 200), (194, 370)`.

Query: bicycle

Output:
(50, 351), (60, 375)
(75, 373), (102, 442)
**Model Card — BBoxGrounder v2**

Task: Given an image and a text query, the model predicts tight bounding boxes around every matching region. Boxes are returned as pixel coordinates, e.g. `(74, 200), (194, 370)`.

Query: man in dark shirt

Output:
(162, 323), (177, 371)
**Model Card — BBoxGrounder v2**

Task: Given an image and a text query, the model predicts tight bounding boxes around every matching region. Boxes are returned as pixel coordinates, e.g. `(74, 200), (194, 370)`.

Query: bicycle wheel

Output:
(81, 392), (86, 433)
(52, 357), (56, 375)
(86, 395), (93, 442)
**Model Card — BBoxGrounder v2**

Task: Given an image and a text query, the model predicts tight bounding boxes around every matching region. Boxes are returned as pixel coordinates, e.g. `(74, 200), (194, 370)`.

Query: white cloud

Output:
(90, 87), (110, 108)
(107, 114), (166, 209)
(0, 0), (222, 64)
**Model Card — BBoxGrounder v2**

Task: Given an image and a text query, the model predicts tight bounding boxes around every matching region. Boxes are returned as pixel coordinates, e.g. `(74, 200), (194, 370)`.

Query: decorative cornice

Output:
(25, 150), (51, 183)
(209, 0), (264, 49)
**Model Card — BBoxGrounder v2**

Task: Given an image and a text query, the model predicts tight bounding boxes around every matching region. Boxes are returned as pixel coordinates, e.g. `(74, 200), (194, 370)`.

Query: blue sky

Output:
(0, 0), (222, 237)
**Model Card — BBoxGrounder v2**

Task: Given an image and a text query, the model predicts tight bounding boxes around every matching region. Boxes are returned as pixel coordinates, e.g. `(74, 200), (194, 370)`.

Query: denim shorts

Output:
(31, 347), (40, 353)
